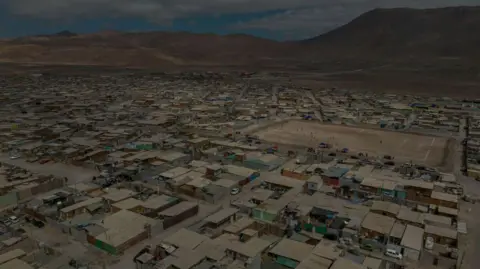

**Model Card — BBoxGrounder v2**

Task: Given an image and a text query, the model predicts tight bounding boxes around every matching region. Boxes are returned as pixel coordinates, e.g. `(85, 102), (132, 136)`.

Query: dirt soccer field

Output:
(254, 120), (449, 167)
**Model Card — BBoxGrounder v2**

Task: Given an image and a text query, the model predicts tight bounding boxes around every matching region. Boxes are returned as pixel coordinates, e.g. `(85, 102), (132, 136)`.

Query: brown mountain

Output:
(0, 6), (479, 68)
(305, 6), (480, 59)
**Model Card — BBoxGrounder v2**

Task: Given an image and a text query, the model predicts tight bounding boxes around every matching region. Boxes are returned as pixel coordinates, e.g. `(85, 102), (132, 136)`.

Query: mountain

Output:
(0, 6), (479, 68)
(306, 6), (480, 59)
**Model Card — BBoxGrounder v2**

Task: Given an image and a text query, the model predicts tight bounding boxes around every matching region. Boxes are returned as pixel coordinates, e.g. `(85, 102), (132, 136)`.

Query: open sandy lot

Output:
(254, 120), (449, 167)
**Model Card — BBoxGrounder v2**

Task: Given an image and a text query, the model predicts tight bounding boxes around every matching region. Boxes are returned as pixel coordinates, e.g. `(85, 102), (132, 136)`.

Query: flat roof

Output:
(96, 225), (145, 248)
(226, 237), (271, 258)
(261, 172), (304, 188)
(361, 212), (395, 234)
(330, 258), (367, 269)
(159, 201), (197, 217)
(160, 167), (191, 179)
(390, 222), (406, 238)
(170, 248), (205, 269)
(204, 208), (239, 224)
(310, 242), (342, 261)
(163, 228), (209, 250)
(102, 189), (137, 202)
(211, 178), (237, 188)
(112, 198), (143, 210)
(438, 206), (458, 216)
(60, 197), (103, 213)
(0, 249), (26, 265)
(396, 207), (425, 225)
(405, 180), (434, 190)
(0, 259), (34, 269)
(101, 209), (157, 230)
(401, 225), (424, 251)
(142, 195), (178, 209)
(158, 151), (187, 162)
(425, 225), (458, 239)
(223, 217), (255, 234)
(431, 191), (458, 203)
(371, 201), (401, 216)
(224, 164), (256, 178)
(296, 254), (332, 269)
(424, 213), (452, 226)
(195, 239), (228, 261)
(268, 238), (314, 261)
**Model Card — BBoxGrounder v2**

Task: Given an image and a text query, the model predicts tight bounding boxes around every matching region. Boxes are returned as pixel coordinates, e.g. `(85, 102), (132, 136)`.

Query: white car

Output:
(385, 249), (403, 260)
(230, 188), (241, 195)
(9, 216), (19, 224)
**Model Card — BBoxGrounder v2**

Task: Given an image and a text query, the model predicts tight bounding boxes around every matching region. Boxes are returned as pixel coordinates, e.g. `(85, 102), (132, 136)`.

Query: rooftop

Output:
(164, 228), (209, 249)
(204, 207), (239, 224)
(268, 238), (314, 262)
(159, 201), (197, 217)
(361, 212), (395, 234)
(401, 225), (424, 251)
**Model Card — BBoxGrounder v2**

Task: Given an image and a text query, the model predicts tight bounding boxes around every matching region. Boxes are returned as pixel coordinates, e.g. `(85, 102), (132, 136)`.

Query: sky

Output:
(1, 0), (479, 40)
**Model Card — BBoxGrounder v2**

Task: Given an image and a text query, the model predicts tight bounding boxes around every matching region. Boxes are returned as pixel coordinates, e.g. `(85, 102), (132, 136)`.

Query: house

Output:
(400, 225), (424, 261)
(225, 237), (271, 265)
(204, 208), (239, 229)
(360, 212), (395, 241)
(330, 258), (367, 269)
(102, 189), (137, 206)
(92, 210), (158, 255)
(370, 201), (401, 218)
(321, 167), (349, 187)
(60, 197), (103, 220)
(158, 202), (198, 230)
(424, 225), (458, 246)
(224, 164), (259, 185)
(223, 217), (255, 235)
(389, 222), (406, 245)
(396, 207), (425, 228)
(140, 195), (180, 217)
(430, 191), (458, 209)
(268, 239), (314, 268)
(163, 228), (209, 250)
(404, 181), (434, 203)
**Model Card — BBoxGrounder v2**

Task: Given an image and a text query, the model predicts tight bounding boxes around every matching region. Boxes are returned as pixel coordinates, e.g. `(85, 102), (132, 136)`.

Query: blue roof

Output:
(322, 167), (349, 178)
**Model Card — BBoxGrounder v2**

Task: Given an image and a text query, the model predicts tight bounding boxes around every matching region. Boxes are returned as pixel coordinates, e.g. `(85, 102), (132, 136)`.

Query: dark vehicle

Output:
(384, 161), (395, 166)
(328, 153), (336, 157)
(324, 233), (338, 241)
(32, 220), (45, 228)
(361, 244), (374, 251)
(347, 248), (360, 255)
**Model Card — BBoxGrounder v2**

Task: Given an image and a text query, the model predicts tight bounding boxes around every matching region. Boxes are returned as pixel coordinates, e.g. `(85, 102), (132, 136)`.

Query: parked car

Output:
(27, 157), (39, 163)
(32, 220), (45, 228)
(38, 158), (51, 164)
(360, 244), (374, 251)
(324, 233), (338, 241)
(9, 216), (19, 224)
(385, 249), (402, 259)
(230, 188), (241, 195)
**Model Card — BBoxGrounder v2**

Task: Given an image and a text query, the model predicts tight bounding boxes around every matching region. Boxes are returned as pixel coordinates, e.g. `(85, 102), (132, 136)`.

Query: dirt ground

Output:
(254, 120), (449, 167)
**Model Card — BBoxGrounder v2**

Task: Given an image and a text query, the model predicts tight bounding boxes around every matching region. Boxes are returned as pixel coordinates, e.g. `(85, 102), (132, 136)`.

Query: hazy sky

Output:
(1, 0), (479, 39)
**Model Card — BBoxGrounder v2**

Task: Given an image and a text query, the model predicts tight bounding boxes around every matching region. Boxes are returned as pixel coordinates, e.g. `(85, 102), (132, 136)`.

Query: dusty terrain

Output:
(254, 120), (449, 167)
(1, 7), (480, 96)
